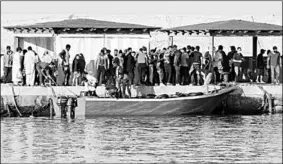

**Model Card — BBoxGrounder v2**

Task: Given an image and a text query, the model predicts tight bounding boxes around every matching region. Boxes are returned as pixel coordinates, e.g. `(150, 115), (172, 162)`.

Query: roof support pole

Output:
(252, 36), (258, 72)
(13, 36), (19, 51)
(212, 36), (215, 58)
(169, 36), (174, 46)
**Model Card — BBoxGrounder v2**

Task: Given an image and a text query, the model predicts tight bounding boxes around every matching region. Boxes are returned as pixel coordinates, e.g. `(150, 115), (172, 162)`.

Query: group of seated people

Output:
(1, 43), (281, 98)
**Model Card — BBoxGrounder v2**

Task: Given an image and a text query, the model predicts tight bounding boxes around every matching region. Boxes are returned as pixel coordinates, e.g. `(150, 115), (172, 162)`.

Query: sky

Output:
(1, 1), (282, 54)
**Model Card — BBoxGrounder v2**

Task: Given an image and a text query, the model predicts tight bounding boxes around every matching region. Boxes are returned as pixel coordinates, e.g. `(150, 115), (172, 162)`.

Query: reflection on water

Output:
(1, 115), (282, 163)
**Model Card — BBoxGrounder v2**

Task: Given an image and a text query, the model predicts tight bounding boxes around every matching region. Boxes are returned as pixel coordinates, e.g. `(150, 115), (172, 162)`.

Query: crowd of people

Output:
(1, 44), (282, 92)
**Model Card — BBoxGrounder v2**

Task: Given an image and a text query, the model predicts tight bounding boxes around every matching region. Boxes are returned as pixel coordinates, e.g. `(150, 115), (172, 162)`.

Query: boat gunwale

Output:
(85, 86), (237, 102)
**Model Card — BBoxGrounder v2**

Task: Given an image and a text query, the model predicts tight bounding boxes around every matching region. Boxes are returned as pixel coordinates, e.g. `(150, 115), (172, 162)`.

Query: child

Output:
(81, 72), (98, 97)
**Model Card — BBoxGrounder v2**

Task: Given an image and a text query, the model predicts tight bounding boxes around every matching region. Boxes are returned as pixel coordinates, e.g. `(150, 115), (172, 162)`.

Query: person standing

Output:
(213, 45), (224, 84)
(106, 49), (114, 85)
(173, 46), (182, 86)
(21, 49), (27, 86)
(256, 49), (266, 83)
(227, 46), (237, 82)
(164, 46), (172, 85)
(268, 46), (281, 84)
(203, 48), (212, 80)
(123, 48), (135, 86)
(59, 44), (71, 86)
(113, 59), (124, 97)
(96, 48), (109, 86)
(3, 46), (13, 83)
(180, 47), (189, 85)
(232, 47), (243, 82)
(135, 48), (148, 85)
(72, 54), (82, 86)
(190, 46), (203, 86)
(148, 49), (158, 86)
(24, 46), (37, 86)
(12, 47), (23, 85)
(221, 48), (230, 83)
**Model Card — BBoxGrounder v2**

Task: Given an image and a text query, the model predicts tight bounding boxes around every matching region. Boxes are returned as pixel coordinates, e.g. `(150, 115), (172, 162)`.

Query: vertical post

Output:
(169, 36), (174, 46)
(103, 34), (106, 47)
(212, 36), (215, 58)
(13, 36), (19, 50)
(252, 36), (258, 72)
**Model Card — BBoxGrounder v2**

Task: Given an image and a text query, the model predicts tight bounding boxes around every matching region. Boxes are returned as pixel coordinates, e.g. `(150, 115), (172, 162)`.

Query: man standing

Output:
(268, 46), (281, 84)
(3, 46), (13, 83)
(59, 44), (71, 86)
(256, 49), (266, 83)
(173, 46), (182, 86)
(123, 48), (135, 86)
(213, 45), (224, 84)
(96, 48), (109, 86)
(148, 49), (158, 86)
(180, 47), (189, 85)
(190, 46), (203, 86)
(232, 47), (244, 83)
(24, 46), (36, 86)
(227, 46), (237, 82)
(203, 48), (212, 79)
(135, 47), (148, 85)
(164, 46), (172, 85)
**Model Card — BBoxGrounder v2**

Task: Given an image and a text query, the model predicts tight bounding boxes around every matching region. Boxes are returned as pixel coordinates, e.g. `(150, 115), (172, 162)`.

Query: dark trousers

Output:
(97, 66), (106, 85)
(164, 63), (172, 84)
(3, 67), (12, 83)
(213, 67), (220, 84)
(63, 65), (71, 86)
(137, 63), (147, 84)
(174, 66), (180, 85)
(180, 66), (189, 85)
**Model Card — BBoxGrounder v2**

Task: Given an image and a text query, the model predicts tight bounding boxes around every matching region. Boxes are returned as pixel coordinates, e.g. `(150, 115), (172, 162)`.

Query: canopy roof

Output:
(4, 18), (161, 35)
(160, 19), (282, 36)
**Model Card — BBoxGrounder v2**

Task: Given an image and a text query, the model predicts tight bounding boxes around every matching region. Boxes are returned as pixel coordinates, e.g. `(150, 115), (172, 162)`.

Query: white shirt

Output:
(41, 54), (52, 63)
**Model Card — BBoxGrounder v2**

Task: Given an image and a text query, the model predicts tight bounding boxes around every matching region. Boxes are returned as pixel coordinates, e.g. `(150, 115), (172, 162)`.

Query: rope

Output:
(10, 85), (22, 117)
(39, 69), (80, 98)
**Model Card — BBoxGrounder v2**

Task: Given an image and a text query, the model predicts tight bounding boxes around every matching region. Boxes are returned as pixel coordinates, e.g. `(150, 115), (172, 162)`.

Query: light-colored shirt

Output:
(180, 52), (189, 67)
(164, 50), (171, 64)
(3, 50), (13, 67)
(269, 51), (280, 66)
(41, 54), (52, 63)
(137, 52), (146, 64)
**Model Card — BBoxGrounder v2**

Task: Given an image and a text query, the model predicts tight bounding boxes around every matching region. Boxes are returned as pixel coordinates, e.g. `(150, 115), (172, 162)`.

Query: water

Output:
(1, 115), (282, 163)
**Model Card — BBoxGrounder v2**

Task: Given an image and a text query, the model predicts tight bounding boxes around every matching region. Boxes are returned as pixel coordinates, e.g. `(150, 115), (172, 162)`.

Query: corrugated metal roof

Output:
(162, 19), (282, 31)
(4, 18), (161, 30)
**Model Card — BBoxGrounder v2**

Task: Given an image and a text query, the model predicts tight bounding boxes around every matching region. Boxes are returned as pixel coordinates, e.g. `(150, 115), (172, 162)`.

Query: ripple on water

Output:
(1, 115), (282, 163)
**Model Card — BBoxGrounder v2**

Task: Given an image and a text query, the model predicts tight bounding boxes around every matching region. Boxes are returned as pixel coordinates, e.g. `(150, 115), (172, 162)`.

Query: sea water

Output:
(1, 115), (282, 163)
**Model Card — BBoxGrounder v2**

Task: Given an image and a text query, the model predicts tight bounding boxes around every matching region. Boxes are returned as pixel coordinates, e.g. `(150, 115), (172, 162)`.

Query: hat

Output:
(260, 49), (266, 53)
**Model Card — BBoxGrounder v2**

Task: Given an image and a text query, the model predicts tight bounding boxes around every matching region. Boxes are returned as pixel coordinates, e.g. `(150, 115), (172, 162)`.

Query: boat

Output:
(84, 85), (238, 116)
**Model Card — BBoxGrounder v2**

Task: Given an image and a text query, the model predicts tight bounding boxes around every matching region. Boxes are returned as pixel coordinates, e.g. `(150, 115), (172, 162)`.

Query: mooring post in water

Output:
(56, 96), (68, 119)
(49, 98), (54, 118)
(67, 97), (77, 119)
